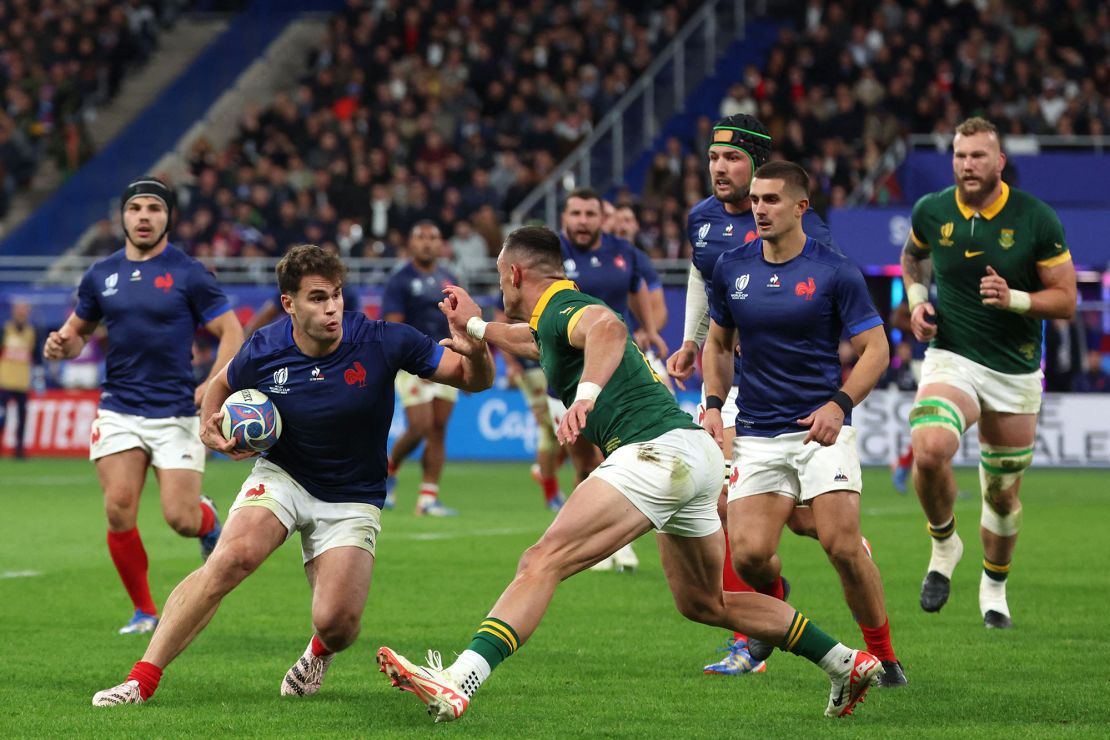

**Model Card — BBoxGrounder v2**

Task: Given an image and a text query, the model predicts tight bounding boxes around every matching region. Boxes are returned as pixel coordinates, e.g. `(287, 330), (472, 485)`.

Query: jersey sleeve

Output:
(834, 261), (884, 337)
(537, 294), (597, 347)
(187, 264), (232, 324)
(381, 273), (406, 318)
(908, 195), (932, 251)
(1032, 202), (1071, 268)
(707, 258), (735, 329)
(382, 322), (443, 378)
(633, 249), (661, 291)
(802, 210), (843, 255)
(225, 334), (259, 391)
(74, 269), (103, 322)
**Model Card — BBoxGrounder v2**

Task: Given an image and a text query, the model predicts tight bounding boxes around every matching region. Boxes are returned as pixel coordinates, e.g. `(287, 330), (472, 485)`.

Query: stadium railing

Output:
(511, 0), (749, 227)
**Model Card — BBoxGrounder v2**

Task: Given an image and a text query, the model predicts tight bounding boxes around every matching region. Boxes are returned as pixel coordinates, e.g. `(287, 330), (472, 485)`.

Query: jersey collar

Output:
(529, 279), (578, 330)
(955, 181), (1009, 220)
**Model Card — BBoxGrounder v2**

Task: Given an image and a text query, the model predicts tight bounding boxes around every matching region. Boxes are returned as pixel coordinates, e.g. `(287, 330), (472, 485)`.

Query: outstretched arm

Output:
(439, 285), (540, 360)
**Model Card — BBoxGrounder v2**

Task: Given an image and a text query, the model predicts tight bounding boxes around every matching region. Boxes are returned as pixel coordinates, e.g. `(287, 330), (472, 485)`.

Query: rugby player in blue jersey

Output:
(382, 221), (462, 516)
(664, 115), (864, 675)
(44, 177), (244, 636)
(91, 244), (494, 706)
(703, 162), (904, 687)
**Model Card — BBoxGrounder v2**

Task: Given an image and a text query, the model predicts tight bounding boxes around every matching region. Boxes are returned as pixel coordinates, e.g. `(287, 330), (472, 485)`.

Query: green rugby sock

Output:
(466, 617), (520, 671)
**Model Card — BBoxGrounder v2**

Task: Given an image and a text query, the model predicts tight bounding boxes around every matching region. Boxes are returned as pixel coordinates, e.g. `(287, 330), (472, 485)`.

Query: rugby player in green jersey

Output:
(901, 117), (1077, 628)
(376, 226), (882, 723)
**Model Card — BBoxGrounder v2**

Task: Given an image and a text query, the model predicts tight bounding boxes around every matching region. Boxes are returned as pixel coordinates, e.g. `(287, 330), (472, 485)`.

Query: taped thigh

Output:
(909, 396), (966, 440)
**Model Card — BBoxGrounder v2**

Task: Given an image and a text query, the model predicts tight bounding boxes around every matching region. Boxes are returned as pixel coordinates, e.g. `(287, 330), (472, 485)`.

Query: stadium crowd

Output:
(0, 0), (194, 218)
(133, 0), (698, 263)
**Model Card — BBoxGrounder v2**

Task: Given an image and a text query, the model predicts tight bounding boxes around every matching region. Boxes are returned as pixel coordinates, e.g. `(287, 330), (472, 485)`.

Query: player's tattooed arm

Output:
(900, 235), (933, 288)
(901, 235), (938, 341)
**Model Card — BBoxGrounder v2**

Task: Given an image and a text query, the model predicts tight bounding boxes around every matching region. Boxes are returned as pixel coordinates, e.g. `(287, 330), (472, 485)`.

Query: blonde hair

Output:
(954, 117), (999, 139)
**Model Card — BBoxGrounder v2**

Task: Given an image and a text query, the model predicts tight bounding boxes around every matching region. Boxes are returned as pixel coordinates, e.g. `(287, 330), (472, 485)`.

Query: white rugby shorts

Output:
(230, 458), (382, 563)
(919, 347), (1043, 415)
(395, 370), (458, 408)
(89, 409), (205, 472)
(728, 427), (863, 503)
(590, 427), (724, 537)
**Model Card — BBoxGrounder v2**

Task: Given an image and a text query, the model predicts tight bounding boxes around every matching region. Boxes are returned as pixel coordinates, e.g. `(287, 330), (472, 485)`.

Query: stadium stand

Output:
(622, 0), (1110, 256)
(0, 1), (196, 218)
(156, 0), (699, 262)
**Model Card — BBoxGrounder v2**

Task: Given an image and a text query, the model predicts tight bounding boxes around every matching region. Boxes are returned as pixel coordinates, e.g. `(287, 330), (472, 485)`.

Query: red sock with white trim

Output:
(197, 499), (216, 538)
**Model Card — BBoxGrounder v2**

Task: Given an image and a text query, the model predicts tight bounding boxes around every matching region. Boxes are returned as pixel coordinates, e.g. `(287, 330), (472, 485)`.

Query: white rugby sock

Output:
(448, 650), (491, 699)
(927, 530), (964, 578)
(979, 572), (1010, 617)
(817, 643), (856, 678)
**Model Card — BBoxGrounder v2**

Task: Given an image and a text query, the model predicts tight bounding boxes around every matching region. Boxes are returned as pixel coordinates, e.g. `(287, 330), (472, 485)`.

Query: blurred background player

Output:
(43, 177), (243, 635)
(377, 226), (882, 723)
(559, 188), (666, 570)
(901, 117), (1077, 629)
(382, 221), (461, 516)
(91, 245), (494, 706)
(496, 297), (565, 512)
(665, 114), (842, 675)
(0, 300), (35, 458)
(703, 162), (904, 686)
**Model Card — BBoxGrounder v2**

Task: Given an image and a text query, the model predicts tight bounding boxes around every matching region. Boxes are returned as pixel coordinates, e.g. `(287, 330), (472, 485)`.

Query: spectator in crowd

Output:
(1044, 317), (1085, 392)
(1073, 349), (1110, 393)
(0, 301), (35, 458)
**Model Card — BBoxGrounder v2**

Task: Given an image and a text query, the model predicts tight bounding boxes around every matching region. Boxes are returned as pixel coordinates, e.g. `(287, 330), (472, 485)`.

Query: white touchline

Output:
(1, 570), (43, 579)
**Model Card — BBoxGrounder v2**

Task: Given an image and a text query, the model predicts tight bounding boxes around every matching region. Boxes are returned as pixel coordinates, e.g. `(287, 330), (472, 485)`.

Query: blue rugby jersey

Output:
(75, 244), (232, 417)
(381, 261), (458, 341)
(226, 311), (442, 505)
(708, 238), (882, 437)
(558, 232), (648, 317)
(688, 196), (838, 383)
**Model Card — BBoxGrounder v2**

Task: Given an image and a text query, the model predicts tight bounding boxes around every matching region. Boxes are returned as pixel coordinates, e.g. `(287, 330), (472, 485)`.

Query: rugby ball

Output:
(220, 389), (282, 452)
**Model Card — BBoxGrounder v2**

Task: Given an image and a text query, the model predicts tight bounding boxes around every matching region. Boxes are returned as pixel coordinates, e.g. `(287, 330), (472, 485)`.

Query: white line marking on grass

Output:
(1, 570), (43, 579)
(3, 475), (94, 486)
(393, 527), (540, 542)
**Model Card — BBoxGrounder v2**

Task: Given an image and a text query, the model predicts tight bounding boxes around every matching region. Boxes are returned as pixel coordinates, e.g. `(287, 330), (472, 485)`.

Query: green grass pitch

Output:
(1, 459), (1108, 737)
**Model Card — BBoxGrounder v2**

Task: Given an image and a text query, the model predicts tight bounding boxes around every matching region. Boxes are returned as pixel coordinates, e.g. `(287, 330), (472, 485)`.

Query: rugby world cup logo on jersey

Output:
(731, 274), (750, 300)
(102, 273), (119, 296)
(695, 222), (710, 249)
(268, 366), (290, 394)
(563, 259), (578, 278)
(938, 222), (955, 247)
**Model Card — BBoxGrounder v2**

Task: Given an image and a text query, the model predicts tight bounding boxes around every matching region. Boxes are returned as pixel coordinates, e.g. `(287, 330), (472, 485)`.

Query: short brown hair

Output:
(276, 244), (346, 295)
(753, 161), (810, 198)
(563, 187), (602, 211)
(954, 116), (999, 138)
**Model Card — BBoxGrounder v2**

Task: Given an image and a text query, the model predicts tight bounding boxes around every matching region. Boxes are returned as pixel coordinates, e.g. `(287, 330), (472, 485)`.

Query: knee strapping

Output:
(537, 421), (559, 454)
(909, 397), (967, 440)
(978, 443), (1032, 536)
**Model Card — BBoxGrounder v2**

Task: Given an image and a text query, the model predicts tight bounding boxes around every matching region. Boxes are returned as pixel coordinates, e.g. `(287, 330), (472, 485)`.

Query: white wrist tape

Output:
(575, 382), (602, 403)
(466, 316), (488, 340)
(1006, 290), (1031, 314)
(906, 283), (929, 310)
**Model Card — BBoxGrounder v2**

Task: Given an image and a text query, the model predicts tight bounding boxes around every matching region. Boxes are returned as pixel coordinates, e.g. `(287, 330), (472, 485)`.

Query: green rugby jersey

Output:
(910, 182), (1071, 373)
(529, 280), (698, 456)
